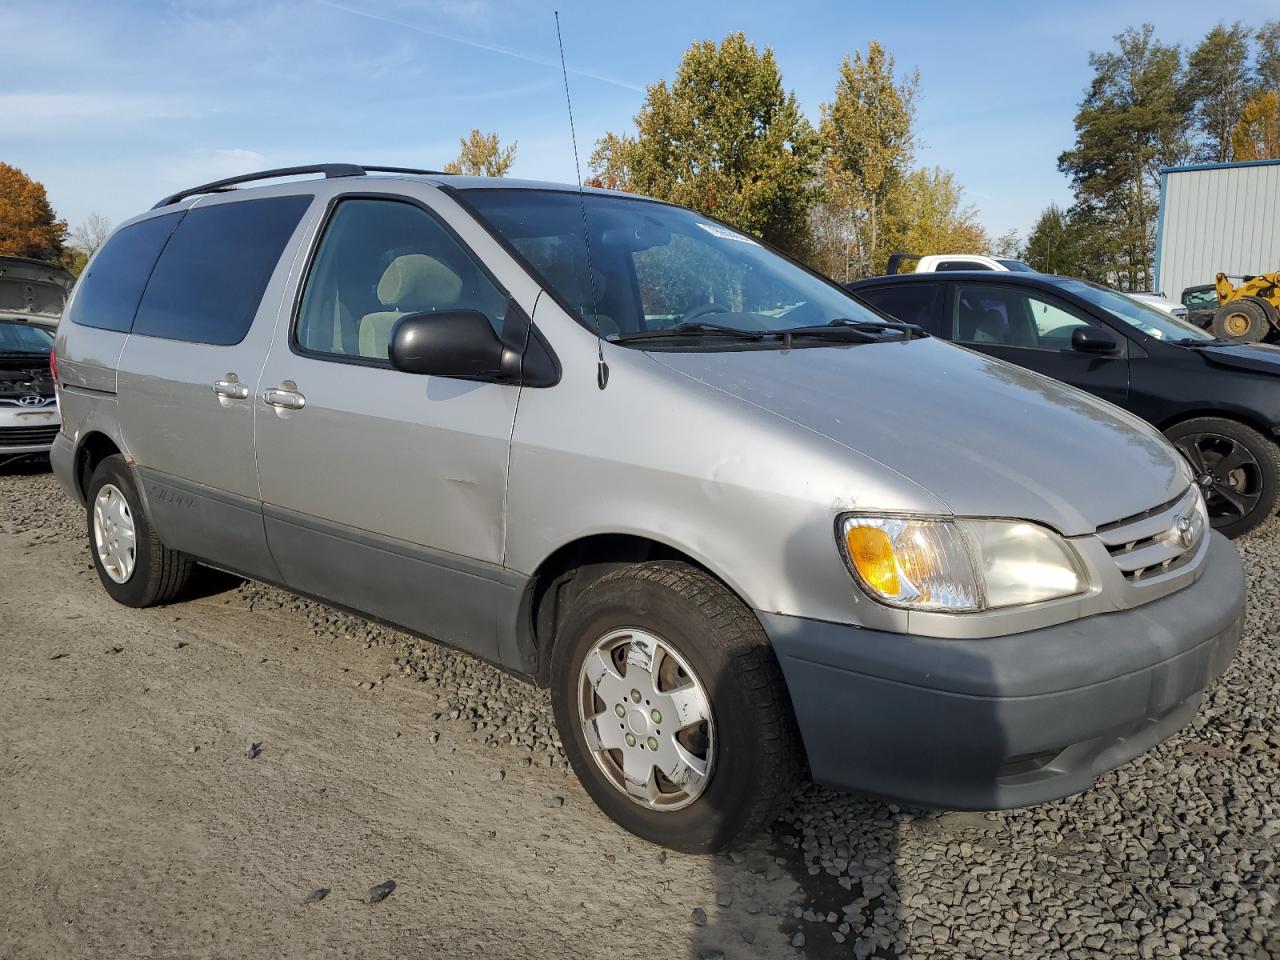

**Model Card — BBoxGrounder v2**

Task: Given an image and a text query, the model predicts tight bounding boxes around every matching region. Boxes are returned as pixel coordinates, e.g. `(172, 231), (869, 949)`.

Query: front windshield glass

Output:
(1054, 279), (1213, 342)
(0, 320), (55, 354)
(996, 259), (1036, 272)
(462, 190), (894, 341)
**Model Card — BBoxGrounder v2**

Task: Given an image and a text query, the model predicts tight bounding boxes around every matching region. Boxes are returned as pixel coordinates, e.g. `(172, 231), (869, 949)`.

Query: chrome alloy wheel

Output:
(577, 627), (715, 811)
(93, 483), (137, 584)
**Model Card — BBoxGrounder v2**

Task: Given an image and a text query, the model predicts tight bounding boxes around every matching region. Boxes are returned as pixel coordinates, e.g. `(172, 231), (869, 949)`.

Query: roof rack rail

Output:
(151, 163), (448, 209)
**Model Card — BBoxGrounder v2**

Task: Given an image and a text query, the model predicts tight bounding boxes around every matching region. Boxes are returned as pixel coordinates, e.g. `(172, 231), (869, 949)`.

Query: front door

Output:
(947, 281), (1130, 405)
(254, 195), (524, 663)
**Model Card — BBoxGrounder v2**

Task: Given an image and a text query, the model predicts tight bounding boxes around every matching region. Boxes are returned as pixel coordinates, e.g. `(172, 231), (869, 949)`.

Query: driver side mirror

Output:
(1070, 326), (1119, 355)
(389, 309), (513, 379)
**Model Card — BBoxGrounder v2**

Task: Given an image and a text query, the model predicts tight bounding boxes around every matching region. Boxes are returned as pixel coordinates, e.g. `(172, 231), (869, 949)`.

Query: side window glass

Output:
(133, 195), (311, 345)
(69, 213), (182, 333)
(954, 284), (1091, 348)
(296, 199), (508, 362)
(855, 284), (940, 333)
(935, 260), (991, 272)
(1027, 294), (1090, 347)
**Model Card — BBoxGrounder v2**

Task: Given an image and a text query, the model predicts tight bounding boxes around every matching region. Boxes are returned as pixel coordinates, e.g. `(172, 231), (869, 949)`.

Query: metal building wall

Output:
(1155, 158), (1280, 299)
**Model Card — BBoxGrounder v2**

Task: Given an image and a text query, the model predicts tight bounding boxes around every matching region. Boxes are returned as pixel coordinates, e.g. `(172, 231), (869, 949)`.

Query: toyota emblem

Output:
(17, 395), (48, 407)
(1174, 515), (1193, 548)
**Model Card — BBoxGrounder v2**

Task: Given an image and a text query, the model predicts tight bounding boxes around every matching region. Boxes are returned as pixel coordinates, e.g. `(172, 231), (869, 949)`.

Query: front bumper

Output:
(0, 402), (60, 455)
(761, 531), (1245, 810)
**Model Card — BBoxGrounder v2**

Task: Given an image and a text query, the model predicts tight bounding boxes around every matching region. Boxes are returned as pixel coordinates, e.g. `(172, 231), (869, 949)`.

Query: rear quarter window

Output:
(854, 283), (941, 333)
(132, 195), (311, 346)
(68, 213), (183, 333)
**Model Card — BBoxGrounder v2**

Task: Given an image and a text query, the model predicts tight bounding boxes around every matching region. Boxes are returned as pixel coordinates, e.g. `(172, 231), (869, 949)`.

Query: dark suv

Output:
(848, 272), (1280, 538)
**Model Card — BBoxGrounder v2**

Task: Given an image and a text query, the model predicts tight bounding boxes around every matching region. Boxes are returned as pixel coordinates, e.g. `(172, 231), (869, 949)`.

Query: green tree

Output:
(1023, 203), (1088, 276)
(0, 162), (66, 261)
(1185, 23), (1254, 161)
(1257, 20), (1280, 94)
(443, 129), (517, 177)
(815, 42), (919, 279)
(1058, 25), (1188, 291)
(1231, 90), (1280, 160)
(989, 228), (1022, 259)
(590, 33), (819, 257)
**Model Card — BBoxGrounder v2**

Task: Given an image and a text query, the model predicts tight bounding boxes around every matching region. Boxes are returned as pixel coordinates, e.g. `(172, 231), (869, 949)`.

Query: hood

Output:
(650, 338), (1187, 537)
(1194, 340), (1280, 376)
(0, 257), (72, 323)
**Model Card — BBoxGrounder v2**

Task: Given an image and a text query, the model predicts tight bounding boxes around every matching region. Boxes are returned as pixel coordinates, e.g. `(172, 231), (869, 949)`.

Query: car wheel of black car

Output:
(550, 561), (802, 852)
(1211, 299), (1270, 342)
(87, 455), (195, 606)
(1166, 418), (1280, 539)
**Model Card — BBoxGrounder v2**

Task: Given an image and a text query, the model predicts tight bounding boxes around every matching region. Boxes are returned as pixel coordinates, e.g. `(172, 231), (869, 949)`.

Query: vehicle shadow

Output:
(688, 529), (1008, 959)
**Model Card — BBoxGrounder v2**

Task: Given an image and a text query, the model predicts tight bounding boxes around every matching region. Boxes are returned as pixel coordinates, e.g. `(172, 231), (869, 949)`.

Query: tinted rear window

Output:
(69, 213), (182, 332)
(935, 260), (992, 271)
(855, 283), (941, 333)
(133, 195), (311, 345)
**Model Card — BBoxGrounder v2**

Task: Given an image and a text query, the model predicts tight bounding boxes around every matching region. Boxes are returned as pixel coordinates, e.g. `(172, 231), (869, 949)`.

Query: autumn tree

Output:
(1185, 23), (1254, 161)
(1231, 91), (1280, 160)
(989, 228), (1023, 260)
(813, 42), (918, 279)
(1058, 26), (1188, 291)
(590, 33), (819, 257)
(0, 163), (66, 261)
(443, 129), (517, 177)
(886, 167), (987, 259)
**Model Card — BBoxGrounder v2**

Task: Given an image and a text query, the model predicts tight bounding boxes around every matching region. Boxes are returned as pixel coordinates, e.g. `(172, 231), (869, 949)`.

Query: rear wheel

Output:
(1211, 299), (1269, 342)
(550, 561), (802, 852)
(1166, 418), (1280, 539)
(87, 455), (195, 606)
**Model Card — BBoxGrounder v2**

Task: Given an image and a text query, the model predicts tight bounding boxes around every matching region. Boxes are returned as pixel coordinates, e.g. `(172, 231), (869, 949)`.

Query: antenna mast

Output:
(554, 11), (608, 390)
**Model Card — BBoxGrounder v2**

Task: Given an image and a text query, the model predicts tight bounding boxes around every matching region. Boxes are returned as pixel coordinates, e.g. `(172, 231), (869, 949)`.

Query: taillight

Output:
(50, 347), (58, 385)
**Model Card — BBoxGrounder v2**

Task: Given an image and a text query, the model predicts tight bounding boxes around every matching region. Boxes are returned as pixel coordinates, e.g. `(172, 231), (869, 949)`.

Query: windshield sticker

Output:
(695, 222), (759, 245)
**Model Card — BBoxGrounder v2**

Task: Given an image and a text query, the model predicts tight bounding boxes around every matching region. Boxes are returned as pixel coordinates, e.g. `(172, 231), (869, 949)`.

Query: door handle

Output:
(212, 378), (249, 400)
(263, 385), (306, 410)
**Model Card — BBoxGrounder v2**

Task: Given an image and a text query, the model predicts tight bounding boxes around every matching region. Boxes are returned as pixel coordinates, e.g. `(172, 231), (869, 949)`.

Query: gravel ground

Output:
(2, 462), (1277, 959)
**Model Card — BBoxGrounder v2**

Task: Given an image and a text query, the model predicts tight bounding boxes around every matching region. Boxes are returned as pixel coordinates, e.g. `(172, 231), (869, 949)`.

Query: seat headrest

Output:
(377, 254), (462, 308)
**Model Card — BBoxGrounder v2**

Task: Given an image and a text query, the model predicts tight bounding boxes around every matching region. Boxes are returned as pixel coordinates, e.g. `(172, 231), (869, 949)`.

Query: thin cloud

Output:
(0, 92), (197, 132)
(308, 0), (643, 92)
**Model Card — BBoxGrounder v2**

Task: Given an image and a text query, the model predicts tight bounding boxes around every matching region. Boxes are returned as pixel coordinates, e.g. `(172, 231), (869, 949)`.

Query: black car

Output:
(847, 272), (1280, 538)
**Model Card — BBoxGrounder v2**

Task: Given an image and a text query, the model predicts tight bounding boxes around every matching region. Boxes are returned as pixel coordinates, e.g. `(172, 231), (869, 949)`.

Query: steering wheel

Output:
(676, 303), (730, 325)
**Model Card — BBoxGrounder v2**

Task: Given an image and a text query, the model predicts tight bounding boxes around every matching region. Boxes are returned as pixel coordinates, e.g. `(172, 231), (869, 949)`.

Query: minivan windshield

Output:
(462, 189), (904, 345)
(1053, 278), (1214, 343)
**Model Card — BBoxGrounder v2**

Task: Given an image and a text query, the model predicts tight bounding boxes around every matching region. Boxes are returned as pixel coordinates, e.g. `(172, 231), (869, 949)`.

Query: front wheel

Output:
(1166, 418), (1280, 539)
(550, 561), (802, 852)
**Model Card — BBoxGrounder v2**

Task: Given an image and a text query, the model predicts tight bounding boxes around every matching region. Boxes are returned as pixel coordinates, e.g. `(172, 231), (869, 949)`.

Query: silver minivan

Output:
(51, 165), (1245, 852)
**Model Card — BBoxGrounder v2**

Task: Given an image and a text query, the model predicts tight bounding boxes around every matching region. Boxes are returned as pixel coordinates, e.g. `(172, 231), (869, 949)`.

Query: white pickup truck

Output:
(887, 252), (1036, 274)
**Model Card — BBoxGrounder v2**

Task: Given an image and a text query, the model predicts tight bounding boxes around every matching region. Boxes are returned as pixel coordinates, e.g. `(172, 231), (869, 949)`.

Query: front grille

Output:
(0, 424), (59, 448)
(1096, 487), (1204, 582)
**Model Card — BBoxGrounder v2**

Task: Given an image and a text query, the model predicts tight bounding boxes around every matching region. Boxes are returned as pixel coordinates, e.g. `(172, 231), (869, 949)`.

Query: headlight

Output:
(839, 515), (1087, 612)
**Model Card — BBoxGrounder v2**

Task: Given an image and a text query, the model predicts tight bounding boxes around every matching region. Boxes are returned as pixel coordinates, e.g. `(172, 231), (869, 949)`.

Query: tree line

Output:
(4, 21), (1276, 290)
(1026, 20), (1279, 291)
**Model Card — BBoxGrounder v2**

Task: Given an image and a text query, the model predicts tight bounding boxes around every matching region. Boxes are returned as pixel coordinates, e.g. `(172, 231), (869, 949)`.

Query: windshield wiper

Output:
(611, 322), (768, 342)
(826, 317), (926, 340)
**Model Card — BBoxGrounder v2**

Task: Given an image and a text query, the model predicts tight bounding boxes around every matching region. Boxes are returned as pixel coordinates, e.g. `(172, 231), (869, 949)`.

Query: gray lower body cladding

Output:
(761, 531), (1245, 810)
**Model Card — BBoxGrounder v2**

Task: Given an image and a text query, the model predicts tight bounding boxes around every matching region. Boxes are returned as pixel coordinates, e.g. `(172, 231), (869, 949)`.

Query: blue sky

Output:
(6, 0), (1275, 242)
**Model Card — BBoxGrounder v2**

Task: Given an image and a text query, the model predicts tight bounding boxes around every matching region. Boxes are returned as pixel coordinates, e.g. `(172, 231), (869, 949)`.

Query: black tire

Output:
(550, 561), (802, 853)
(1165, 418), (1280, 539)
(86, 455), (195, 606)
(1211, 299), (1269, 342)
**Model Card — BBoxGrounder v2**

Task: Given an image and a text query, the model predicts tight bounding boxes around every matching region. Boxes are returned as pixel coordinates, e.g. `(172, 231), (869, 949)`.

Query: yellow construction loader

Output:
(1209, 272), (1280, 341)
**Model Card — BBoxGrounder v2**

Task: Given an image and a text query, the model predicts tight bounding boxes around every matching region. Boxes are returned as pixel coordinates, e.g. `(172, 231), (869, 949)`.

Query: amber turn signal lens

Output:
(844, 525), (900, 596)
